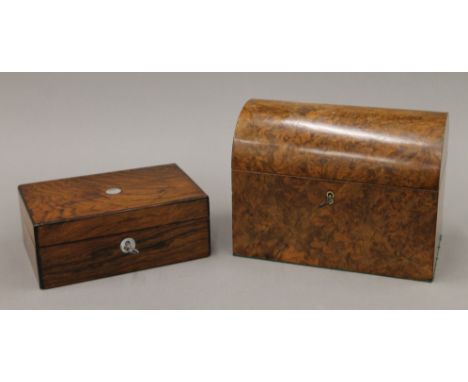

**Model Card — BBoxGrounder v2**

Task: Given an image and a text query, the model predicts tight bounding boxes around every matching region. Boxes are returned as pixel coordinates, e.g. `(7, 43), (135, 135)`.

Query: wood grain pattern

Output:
(233, 99), (447, 190)
(37, 198), (208, 247)
(40, 218), (210, 289)
(19, 164), (205, 225)
(233, 171), (437, 281)
(20, 197), (41, 285)
(19, 164), (211, 289)
(19, 194), (35, 247)
(232, 99), (448, 281)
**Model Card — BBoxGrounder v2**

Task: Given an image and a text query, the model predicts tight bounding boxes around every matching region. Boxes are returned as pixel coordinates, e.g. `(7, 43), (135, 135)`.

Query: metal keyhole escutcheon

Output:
(120, 238), (139, 254)
(320, 191), (335, 208)
(326, 191), (334, 205)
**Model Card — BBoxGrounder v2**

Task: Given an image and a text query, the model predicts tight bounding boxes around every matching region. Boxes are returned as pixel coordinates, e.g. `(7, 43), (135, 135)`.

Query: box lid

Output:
(19, 164), (208, 246)
(232, 99), (448, 191)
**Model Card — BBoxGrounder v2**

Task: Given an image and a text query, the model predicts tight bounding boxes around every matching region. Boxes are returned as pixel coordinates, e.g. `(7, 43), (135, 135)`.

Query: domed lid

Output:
(232, 99), (448, 190)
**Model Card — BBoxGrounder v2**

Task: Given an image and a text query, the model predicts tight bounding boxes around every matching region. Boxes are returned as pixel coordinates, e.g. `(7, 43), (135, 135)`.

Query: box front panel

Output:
(232, 171), (438, 281)
(40, 217), (210, 288)
(38, 198), (209, 247)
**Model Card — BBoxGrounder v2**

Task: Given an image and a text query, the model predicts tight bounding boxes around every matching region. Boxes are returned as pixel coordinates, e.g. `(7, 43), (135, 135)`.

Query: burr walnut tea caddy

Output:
(231, 99), (448, 281)
(19, 164), (210, 289)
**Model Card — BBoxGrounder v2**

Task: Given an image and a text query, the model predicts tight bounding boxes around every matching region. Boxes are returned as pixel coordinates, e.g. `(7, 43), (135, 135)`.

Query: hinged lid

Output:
(232, 99), (448, 190)
(19, 164), (208, 246)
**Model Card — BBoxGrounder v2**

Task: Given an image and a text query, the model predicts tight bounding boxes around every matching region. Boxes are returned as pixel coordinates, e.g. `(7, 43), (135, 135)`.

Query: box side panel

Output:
(232, 171), (438, 281)
(19, 194), (42, 287)
(40, 217), (210, 289)
(21, 217), (40, 285)
(433, 117), (449, 273)
(38, 198), (209, 246)
(19, 193), (35, 246)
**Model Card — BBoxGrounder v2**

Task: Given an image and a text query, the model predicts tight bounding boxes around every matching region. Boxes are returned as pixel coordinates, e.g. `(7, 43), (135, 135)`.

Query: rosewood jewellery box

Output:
(231, 99), (448, 281)
(19, 164), (210, 289)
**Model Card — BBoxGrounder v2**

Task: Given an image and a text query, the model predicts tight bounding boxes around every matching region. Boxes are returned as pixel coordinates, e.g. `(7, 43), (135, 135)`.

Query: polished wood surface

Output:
(19, 164), (210, 288)
(232, 99), (448, 281)
(233, 171), (438, 281)
(19, 164), (205, 224)
(233, 99), (447, 190)
(37, 199), (208, 246)
(19, 194), (35, 247)
(40, 218), (210, 289)
(20, 196), (41, 284)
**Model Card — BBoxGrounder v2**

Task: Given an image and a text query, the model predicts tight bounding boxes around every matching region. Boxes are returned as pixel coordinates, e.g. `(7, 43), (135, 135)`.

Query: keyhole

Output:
(120, 237), (139, 254)
(326, 191), (334, 205)
(319, 191), (335, 208)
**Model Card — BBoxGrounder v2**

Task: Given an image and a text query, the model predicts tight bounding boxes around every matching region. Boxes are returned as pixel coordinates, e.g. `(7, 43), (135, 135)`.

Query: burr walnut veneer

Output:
(232, 99), (448, 281)
(19, 164), (210, 289)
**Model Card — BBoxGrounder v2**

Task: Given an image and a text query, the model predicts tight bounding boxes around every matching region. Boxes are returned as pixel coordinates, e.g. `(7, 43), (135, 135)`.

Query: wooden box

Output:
(19, 164), (210, 289)
(232, 99), (448, 281)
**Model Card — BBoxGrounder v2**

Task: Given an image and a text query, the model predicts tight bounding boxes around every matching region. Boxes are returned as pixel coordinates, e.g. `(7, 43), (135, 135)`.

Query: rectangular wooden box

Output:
(19, 164), (210, 289)
(232, 99), (448, 281)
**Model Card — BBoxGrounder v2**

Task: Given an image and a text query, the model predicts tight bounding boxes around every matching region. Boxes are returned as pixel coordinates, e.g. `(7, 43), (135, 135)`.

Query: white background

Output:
(1, 1), (467, 381)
